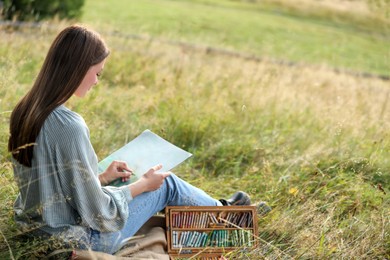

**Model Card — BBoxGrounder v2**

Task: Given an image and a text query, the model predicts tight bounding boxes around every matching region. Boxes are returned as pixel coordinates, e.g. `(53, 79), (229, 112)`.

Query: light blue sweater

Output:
(13, 105), (132, 244)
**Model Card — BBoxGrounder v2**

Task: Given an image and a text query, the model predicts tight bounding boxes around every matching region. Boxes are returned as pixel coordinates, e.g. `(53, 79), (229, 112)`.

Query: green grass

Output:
(82, 0), (390, 77)
(1, 1), (390, 258)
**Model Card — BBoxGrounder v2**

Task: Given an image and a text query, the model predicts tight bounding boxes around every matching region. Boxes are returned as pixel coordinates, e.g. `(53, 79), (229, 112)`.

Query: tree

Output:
(2, 0), (85, 21)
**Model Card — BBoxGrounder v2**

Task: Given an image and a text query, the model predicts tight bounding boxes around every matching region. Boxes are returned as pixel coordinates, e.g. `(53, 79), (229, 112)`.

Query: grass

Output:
(1, 0), (390, 258)
(82, 0), (390, 78)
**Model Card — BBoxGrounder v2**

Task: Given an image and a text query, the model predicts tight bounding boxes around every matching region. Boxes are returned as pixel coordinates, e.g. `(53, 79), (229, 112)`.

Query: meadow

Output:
(0, 0), (389, 259)
(82, 0), (390, 78)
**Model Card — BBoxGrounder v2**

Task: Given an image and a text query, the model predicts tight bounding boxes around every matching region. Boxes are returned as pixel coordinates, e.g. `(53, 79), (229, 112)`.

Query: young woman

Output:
(8, 25), (250, 254)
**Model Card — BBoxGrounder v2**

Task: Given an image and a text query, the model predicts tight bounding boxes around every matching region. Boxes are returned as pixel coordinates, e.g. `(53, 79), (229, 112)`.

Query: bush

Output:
(1, 0), (85, 21)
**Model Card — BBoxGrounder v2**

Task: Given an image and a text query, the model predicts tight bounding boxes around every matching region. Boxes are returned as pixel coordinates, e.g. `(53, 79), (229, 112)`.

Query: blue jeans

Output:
(90, 173), (222, 254)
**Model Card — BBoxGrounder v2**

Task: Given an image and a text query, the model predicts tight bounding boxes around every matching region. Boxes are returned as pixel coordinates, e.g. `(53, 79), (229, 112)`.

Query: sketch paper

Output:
(98, 129), (192, 186)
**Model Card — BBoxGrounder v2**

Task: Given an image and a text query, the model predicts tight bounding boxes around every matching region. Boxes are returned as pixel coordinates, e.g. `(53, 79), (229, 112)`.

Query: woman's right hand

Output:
(128, 164), (171, 198)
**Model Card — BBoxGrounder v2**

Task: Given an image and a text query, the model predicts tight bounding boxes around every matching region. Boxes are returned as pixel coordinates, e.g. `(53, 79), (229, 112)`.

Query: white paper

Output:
(98, 129), (192, 186)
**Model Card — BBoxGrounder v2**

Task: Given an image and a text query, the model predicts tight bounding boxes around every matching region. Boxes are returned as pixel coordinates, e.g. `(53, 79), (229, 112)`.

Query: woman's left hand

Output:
(99, 160), (133, 186)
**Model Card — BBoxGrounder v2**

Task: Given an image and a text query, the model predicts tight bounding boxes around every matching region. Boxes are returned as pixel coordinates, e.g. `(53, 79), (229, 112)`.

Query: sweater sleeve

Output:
(53, 118), (132, 232)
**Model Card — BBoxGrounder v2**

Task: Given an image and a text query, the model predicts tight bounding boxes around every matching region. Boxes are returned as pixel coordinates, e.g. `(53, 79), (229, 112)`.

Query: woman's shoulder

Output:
(43, 105), (89, 137)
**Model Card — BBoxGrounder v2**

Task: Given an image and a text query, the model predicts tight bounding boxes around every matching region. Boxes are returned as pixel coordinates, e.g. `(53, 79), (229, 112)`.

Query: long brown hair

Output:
(8, 25), (110, 167)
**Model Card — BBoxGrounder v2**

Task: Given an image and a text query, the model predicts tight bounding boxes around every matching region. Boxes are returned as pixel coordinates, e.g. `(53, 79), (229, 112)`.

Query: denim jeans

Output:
(90, 173), (222, 254)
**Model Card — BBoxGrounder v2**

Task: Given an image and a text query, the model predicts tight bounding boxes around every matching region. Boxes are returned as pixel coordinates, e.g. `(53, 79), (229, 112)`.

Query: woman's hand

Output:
(128, 164), (171, 198)
(141, 164), (171, 191)
(99, 160), (133, 186)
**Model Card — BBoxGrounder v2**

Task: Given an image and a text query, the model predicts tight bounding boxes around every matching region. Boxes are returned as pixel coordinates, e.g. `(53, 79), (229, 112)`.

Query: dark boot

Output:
(219, 191), (251, 206)
(257, 201), (272, 216)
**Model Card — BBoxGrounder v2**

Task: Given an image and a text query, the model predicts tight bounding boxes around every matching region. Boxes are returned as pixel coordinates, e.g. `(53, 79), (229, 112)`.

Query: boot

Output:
(219, 191), (251, 206)
(257, 201), (272, 216)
